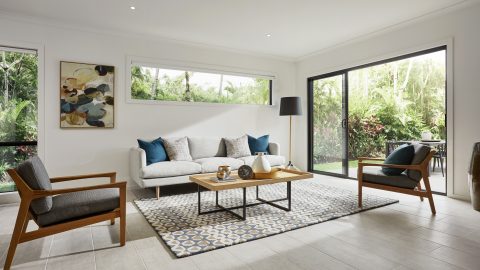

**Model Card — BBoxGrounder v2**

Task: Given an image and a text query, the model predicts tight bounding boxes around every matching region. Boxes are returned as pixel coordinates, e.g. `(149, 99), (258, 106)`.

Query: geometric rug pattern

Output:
(134, 180), (398, 257)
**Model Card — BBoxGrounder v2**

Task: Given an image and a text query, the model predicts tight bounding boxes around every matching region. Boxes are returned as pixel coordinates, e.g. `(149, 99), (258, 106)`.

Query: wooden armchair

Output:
(4, 156), (126, 270)
(357, 146), (436, 214)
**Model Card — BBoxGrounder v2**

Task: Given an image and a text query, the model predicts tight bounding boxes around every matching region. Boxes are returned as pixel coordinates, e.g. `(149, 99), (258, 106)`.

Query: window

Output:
(129, 62), (273, 105)
(0, 47), (38, 193)
(308, 46), (447, 194)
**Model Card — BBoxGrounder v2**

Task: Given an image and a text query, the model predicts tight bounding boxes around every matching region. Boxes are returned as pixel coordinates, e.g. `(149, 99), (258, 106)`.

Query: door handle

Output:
(341, 119), (347, 128)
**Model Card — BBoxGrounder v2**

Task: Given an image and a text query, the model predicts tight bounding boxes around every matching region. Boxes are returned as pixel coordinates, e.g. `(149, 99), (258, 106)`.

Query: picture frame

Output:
(60, 61), (115, 128)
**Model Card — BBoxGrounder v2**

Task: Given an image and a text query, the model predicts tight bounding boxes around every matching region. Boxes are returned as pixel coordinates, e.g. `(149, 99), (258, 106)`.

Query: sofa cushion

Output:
(141, 161), (202, 178)
(36, 188), (119, 227)
(382, 144), (415, 176)
(163, 137), (193, 161)
(407, 144), (431, 181)
(248, 135), (270, 155)
(224, 135), (251, 158)
(362, 167), (418, 189)
(188, 137), (226, 160)
(238, 155), (286, 167)
(16, 156), (53, 215)
(194, 157), (244, 173)
(137, 138), (168, 165)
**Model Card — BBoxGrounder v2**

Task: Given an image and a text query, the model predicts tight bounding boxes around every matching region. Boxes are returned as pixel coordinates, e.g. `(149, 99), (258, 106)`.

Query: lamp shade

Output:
(279, 96), (302, 116)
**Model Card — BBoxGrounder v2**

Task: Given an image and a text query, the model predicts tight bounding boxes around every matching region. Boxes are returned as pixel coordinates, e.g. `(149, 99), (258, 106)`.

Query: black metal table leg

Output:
(197, 184), (201, 215)
(242, 187), (247, 218)
(198, 182), (294, 220)
(287, 181), (291, 211)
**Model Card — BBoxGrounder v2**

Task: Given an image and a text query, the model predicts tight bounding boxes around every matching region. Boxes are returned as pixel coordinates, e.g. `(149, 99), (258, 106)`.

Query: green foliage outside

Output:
(0, 51), (38, 192)
(313, 51), (446, 165)
(131, 66), (271, 105)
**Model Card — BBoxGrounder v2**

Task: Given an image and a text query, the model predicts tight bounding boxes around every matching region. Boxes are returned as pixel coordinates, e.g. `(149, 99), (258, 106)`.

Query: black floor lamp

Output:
(280, 96), (302, 170)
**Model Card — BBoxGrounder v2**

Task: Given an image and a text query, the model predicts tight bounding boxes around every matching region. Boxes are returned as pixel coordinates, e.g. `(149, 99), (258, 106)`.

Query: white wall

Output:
(295, 4), (480, 199)
(0, 17), (295, 188)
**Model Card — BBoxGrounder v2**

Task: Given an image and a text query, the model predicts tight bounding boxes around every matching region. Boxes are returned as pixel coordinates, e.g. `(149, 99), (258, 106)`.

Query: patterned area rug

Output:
(134, 180), (398, 257)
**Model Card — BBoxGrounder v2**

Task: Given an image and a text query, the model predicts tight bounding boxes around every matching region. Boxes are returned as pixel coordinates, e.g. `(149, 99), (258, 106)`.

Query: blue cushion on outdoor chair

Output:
(382, 144), (415, 176)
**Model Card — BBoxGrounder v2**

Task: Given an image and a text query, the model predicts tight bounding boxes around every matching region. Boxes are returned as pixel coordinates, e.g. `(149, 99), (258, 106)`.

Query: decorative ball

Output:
(238, 165), (254, 180)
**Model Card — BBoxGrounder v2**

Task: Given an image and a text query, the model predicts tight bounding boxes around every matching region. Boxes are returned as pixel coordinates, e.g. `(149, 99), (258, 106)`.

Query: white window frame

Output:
(0, 41), (45, 201)
(125, 56), (276, 107)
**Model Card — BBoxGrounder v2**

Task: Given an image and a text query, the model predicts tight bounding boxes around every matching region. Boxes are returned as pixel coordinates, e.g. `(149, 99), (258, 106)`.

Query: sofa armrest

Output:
(130, 147), (147, 183)
(269, 142), (280, 155)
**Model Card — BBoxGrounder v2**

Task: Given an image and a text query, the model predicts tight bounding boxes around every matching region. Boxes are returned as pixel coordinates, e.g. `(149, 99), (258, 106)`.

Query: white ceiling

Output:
(0, 0), (473, 60)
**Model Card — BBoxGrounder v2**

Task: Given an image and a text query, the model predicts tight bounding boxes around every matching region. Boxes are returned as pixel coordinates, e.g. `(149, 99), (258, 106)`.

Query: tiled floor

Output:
(1, 175), (479, 270)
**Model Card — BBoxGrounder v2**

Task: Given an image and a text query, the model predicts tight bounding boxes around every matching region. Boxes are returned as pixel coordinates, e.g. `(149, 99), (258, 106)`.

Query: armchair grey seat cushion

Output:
(362, 167), (419, 189)
(36, 188), (120, 227)
(16, 156), (53, 215)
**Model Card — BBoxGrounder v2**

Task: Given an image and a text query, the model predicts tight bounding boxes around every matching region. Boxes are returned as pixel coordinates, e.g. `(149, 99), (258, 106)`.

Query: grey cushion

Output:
(163, 137), (193, 161)
(362, 167), (418, 189)
(16, 156), (53, 215)
(194, 157), (244, 173)
(36, 188), (119, 227)
(141, 161), (202, 178)
(237, 155), (286, 167)
(188, 137), (226, 160)
(224, 135), (252, 158)
(407, 144), (431, 181)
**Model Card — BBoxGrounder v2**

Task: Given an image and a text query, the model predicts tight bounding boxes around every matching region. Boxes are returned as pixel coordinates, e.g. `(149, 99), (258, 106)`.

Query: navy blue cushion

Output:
(137, 138), (168, 165)
(247, 135), (270, 155)
(382, 144), (415, 176)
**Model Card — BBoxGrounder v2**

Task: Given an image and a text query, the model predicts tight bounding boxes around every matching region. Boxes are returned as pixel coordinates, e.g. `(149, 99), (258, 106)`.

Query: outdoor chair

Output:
(432, 143), (446, 177)
(3, 156), (126, 270)
(357, 144), (436, 214)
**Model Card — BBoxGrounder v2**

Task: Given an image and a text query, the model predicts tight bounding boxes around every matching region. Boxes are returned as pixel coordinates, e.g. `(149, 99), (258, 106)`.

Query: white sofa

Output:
(130, 137), (285, 197)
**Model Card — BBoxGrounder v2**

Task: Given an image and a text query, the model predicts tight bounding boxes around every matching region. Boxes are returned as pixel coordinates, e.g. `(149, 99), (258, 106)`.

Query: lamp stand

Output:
(286, 115), (299, 171)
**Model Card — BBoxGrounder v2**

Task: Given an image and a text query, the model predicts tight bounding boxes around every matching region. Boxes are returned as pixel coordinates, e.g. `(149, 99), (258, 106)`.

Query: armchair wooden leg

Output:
(4, 200), (30, 270)
(119, 187), (126, 246)
(156, 186), (160, 200)
(423, 177), (436, 215)
(417, 183), (424, 201)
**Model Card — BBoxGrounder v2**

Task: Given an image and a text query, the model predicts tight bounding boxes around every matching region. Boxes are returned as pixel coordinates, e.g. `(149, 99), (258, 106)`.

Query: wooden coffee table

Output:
(189, 169), (313, 220)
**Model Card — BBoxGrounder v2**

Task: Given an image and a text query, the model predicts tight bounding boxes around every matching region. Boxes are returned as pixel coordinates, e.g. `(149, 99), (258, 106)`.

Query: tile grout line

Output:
(90, 226), (97, 270)
(44, 234), (54, 270)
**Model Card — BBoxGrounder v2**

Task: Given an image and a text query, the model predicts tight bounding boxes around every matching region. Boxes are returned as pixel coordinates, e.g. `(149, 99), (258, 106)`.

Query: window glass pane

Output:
(312, 75), (344, 174)
(130, 65), (271, 105)
(0, 49), (38, 193)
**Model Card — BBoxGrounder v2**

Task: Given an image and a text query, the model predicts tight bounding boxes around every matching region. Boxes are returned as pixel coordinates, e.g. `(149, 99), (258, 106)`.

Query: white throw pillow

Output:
(224, 135), (251, 158)
(163, 137), (193, 161)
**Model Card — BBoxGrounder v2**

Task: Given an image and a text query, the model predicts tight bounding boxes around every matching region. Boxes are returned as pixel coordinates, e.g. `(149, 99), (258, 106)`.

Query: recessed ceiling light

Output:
(266, 34), (272, 37)
(130, 6), (136, 10)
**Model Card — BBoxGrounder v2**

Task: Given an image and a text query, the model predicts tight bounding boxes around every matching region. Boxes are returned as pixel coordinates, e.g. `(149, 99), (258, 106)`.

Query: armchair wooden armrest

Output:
(358, 162), (420, 170)
(50, 172), (117, 183)
(31, 181), (126, 199)
(357, 157), (385, 162)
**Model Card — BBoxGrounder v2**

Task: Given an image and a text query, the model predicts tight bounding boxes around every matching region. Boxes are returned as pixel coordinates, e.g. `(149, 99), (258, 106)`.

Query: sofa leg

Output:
(156, 186), (160, 200)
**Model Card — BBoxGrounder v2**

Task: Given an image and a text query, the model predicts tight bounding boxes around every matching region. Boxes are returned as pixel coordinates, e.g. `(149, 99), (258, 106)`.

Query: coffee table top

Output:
(189, 169), (313, 191)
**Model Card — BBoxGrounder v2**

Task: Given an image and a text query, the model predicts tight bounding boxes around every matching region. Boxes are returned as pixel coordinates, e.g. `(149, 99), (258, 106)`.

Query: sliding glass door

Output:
(308, 73), (348, 177)
(308, 46), (447, 194)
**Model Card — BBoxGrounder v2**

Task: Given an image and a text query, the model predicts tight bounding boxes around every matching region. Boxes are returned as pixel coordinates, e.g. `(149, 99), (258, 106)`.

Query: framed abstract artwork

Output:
(60, 61), (114, 128)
